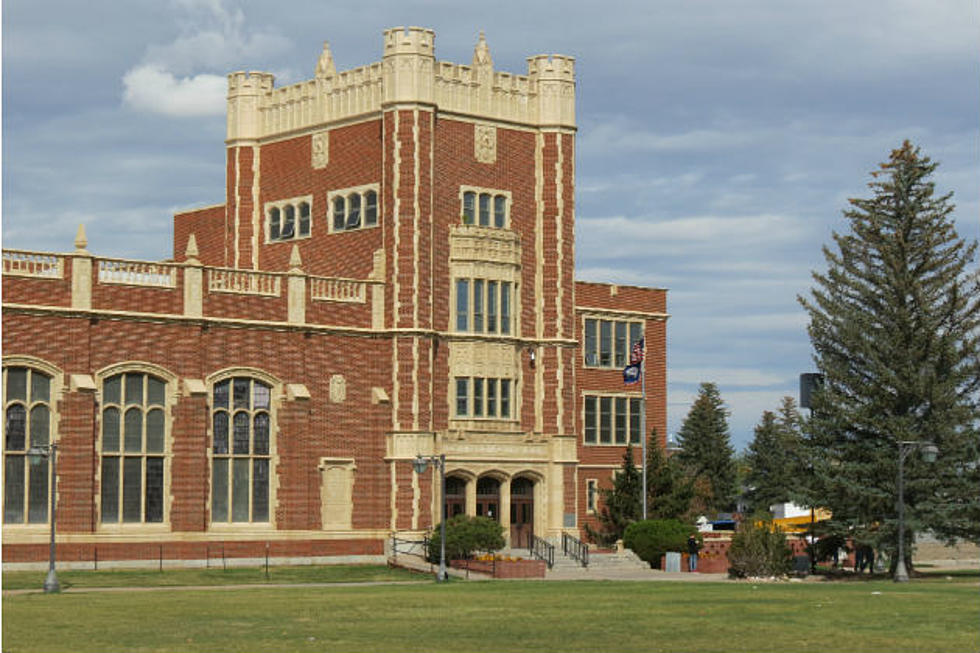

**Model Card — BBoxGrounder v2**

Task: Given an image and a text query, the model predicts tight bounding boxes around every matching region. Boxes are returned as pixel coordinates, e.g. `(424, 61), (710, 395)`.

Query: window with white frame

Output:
(583, 394), (643, 445)
(461, 189), (509, 228)
(455, 377), (514, 419)
(329, 186), (378, 233)
(266, 196), (312, 242)
(455, 278), (514, 334)
(3, 366), (54, 524)
(211, 377), (273, 523)
(583, 318), (643, 368)
(100, 372), (168, 523)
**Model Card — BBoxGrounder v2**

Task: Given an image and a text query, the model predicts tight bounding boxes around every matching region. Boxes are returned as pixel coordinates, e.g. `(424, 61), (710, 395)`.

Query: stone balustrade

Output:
(98, 258), (178, 288)
(207, 268), (282, 296)
(310, 276), (367, 303)
(2, 248), (380, 329)
(2, 250), (65, 279)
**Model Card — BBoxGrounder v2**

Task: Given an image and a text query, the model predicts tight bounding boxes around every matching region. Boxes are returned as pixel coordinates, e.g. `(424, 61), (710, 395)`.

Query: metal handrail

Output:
(390, 534), (428, 561)
(529, 535), (555, 569)
(562, 532), (590, 567)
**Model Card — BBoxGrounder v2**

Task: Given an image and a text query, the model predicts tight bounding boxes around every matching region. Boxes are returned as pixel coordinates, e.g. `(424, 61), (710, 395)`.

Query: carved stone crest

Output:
(474, 125), (496, 164)
(312, 131), (329, 169)
(329, 374), (346, 403)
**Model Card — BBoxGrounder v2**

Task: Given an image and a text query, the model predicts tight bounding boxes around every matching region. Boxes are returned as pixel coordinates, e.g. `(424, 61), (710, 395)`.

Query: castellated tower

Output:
(0, 27), (666, 565)
(175, 26), (581, 540)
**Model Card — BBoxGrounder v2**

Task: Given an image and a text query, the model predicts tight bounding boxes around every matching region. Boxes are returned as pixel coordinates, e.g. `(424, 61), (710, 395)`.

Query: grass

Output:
(1, 564), (422, 591)
(3, 577), (977, 652)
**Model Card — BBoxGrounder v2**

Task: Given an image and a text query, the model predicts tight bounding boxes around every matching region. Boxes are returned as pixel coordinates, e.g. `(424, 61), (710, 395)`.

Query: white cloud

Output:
(121, 0), (289, 116)
(123, 65), (226, 117)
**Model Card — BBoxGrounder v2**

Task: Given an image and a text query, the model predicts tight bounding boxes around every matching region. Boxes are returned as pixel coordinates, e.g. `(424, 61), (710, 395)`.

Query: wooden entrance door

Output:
(444, 476), (466, 520)
(475, 477), (500, 521)
(510, 477), (534, 548)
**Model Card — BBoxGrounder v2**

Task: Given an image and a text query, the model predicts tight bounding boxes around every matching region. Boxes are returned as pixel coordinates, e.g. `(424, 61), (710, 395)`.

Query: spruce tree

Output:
(745, 397), (804, 513)
(645, 431), (695, 520)
(585, 446), (642, 546)
(675, 382), (737, 513)
(799, 142), (980, 559)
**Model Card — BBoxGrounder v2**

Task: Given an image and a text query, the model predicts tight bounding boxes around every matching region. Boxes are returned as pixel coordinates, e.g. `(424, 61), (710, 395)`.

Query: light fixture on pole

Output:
(26, 443), (59, 594)
(894, 440), (939, 583)
(413, 453), (447, 582)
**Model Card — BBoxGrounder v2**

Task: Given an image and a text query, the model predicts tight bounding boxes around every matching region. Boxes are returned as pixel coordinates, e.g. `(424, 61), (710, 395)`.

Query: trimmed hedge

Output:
(624, 519), (694, 568)
(426, 515), (505, 561)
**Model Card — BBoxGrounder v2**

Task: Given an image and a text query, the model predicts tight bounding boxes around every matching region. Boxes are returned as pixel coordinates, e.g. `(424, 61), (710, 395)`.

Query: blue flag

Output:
(623, 364), (641, 385)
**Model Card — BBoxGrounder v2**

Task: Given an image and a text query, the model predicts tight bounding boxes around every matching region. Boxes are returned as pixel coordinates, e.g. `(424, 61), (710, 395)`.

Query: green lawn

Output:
(4, 578), (977, 653)
(2, 564), (422, 591)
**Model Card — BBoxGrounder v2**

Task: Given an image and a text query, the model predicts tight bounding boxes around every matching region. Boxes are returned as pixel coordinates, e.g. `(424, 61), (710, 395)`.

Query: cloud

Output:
(123, 65), (226, 117)
(576, 214), (809, 260)
(671, 368), (789, 387)
(121, 0), (289, 117)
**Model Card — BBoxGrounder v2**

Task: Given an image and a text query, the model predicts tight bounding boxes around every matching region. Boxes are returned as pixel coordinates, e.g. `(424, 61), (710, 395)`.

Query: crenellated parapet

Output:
(225, 26), (575, 144)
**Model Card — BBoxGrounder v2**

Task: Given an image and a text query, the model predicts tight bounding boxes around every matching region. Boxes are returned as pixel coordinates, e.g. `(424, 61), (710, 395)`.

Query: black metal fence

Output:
(529, 535), (554, 568)
(562, 532), (589, 567)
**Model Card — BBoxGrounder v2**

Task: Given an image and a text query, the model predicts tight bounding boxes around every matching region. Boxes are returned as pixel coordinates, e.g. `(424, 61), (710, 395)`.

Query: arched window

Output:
(100, 372), (168, 523)
(462, 192), (476, 224)
(281, 205), (295, 239)
(298, 202), (311, 236)
(364, 191), (378, 226)
(269, 207), (281, 241)
(459, 188), (509, 229)
(478, 193), (491, 226)
(211, 377), (272, 523)
(333, 196), (346, 231)
(346, 193), (361, 229)
(3, 367), (53, 524)
(329, 186), (379, 233)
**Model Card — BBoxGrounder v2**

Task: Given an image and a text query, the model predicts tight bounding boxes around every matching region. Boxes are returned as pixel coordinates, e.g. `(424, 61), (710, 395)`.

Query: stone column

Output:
(70, 225), (92, 310)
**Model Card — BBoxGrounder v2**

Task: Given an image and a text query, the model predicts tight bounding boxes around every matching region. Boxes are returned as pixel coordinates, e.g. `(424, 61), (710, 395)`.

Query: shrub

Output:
(426, 515), (505, 561)
(727, 516), (792, 578)
(623, 519), (694, 568)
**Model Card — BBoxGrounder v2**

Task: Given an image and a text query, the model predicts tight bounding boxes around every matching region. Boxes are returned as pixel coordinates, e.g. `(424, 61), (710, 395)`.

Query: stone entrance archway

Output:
(476, 476), (500, 521)
(444, 475), (466, 519)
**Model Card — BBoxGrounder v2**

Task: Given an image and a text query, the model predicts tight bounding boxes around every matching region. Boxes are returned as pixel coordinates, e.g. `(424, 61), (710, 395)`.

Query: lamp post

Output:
(799, 373), (824, 574)
(894, 440), (939, 583)
(26, 443), (59, 593)
(414, 453), (447, 582)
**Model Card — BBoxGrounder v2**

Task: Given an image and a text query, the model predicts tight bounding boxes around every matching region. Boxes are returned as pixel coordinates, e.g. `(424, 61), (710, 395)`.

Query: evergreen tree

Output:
(645, 431), (695, 520)
(675, 382), (737, 513)
(799, 142), (980, 560)
(744, 397), (804, 513)
(585, 446), (642, 546)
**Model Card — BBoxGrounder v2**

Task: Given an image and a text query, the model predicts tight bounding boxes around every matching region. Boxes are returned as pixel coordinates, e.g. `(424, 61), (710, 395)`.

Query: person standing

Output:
(687, 535), (700, 572)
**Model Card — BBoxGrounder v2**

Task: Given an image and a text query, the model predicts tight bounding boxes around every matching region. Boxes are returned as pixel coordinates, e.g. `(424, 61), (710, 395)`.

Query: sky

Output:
(3, 0), (978, 450)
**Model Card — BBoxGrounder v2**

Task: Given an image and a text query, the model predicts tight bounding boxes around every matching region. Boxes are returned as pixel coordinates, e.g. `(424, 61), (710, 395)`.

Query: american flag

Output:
(630, 338), (645, 365)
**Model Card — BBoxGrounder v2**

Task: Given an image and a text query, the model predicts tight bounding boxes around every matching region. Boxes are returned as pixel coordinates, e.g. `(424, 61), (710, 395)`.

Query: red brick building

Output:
(2, 28), (667, 566)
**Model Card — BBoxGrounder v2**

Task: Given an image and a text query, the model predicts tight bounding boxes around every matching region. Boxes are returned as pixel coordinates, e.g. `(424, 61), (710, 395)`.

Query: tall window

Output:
(455, 377), (514, 419)
(455, 278), (515, 335)
(101, 372), (167, 523)
(4, 367), (53, 524)
(211, 377), (272, 523)
(583, 394), (643, 445)
(583, 318), (644, 369)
